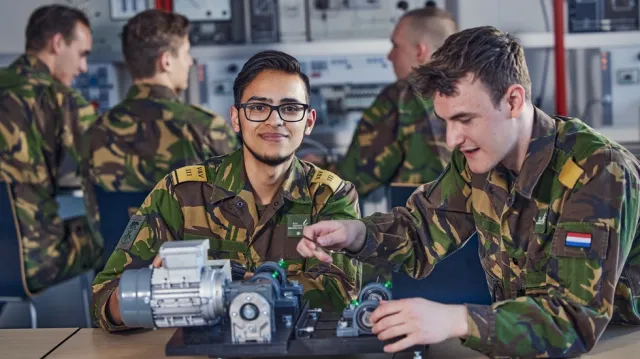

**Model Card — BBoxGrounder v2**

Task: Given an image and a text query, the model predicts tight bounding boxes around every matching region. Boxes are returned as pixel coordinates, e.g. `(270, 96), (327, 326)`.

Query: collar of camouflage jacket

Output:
(126, 84), (181, 102)
(499, 107), (557, 199)
(12, 54), (52, 75)
(209, 149), (313, 206)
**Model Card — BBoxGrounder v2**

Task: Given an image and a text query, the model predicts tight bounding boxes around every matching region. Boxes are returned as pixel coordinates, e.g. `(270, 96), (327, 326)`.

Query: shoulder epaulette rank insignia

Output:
(310, 169), (343, 193)
(171, 165), (208, 186)
(558, 157), (584, 189)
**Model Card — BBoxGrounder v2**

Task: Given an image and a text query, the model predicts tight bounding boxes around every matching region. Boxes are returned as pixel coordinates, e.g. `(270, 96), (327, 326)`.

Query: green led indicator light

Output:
(384, 280), (392, 289)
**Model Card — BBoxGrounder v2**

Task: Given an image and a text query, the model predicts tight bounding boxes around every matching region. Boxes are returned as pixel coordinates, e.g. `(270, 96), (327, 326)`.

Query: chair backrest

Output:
(387, 183), (491, 305)
(0, 181), (31, 298)
(93, 185), (150, 264)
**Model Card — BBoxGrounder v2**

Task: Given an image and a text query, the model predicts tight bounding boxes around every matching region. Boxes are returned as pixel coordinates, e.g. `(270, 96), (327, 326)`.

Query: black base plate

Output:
(165, 303), (426, 357)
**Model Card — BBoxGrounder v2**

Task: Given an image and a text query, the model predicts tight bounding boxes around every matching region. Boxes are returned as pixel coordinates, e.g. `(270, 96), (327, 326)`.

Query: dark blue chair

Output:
(387, 183), (491, 305)
(0, 181), (37, 327)
(93, 185), (150, 264)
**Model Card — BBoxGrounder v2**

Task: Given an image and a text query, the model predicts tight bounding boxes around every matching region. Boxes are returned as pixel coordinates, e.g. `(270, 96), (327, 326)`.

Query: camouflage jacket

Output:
(92, 149), (362, 332)
(0, 54), (102, 293)
(86, 83), (238, 192)
(336, 80), (450, 196)
(350, 108), (640, 357)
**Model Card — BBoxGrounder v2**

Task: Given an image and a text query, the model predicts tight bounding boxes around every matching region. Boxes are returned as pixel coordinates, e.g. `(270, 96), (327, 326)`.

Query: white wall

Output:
(445, 0), (637, 128)
(0, 0), (57, 56)
(447, 0), (561, 115)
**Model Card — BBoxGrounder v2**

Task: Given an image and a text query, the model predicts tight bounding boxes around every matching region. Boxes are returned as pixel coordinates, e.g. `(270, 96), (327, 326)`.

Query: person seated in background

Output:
(0, 4), (102, 293)
(297, 26), (640, 358)
(305, 5), (458, 284)
(92, 50), (362, 332)
(84, 9), (238, 236)
(306, 6), (457, 196)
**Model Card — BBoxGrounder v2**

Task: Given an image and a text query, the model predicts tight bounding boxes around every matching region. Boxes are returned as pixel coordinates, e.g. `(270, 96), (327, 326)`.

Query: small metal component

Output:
(229, 292), (272, 344)
(358, 282), (392, 303)
(283, 315), (293, 328)
(413, 350), (422, 359)
(338, 319), (348, 328)
(240, 303), (259, 321)
(298, 326), (314, 333)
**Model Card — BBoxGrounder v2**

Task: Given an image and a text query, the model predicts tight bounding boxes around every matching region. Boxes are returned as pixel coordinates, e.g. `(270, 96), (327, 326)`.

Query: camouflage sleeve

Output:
(91, 175), (182, 332)
(60, 88), (98, 162)
(15, 87), (102, 293)
(302, 179), (362, 311)
(350, 150), (476, 277)
(336, 85), (403, 197)
(462, 149), (640, 357)
(63, 88), (104, 265)
(204, 113), (239, 157)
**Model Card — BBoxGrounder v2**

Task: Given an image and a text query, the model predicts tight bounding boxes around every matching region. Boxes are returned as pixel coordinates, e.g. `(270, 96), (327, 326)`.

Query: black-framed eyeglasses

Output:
(235, 102), (309, 123)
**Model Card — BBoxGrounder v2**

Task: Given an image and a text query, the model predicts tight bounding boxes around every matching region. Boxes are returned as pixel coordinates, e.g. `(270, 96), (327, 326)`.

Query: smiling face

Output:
(230, 69), (316, 166)
(434, 74), (519, 174)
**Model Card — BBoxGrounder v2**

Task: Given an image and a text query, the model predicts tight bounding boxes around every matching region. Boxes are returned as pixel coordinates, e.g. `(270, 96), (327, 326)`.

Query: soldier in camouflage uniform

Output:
(307, 7), (456, 197)
(85, 10), (238, 236)
(330, 6), (457, 284)
(0, 5), (102, 294)
(92, 50), (362, 332)
(298, 26), (640, 358)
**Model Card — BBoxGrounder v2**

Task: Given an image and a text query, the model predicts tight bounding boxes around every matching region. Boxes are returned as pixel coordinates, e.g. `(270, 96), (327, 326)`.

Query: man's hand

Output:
(152, 254), (162, 268)
(296, 220), (367, 263)
(370, 298), (469, 352)
(107, 254), (164, 326)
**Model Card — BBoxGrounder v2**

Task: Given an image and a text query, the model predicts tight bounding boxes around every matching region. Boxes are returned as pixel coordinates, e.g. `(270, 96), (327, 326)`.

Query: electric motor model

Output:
(118, 239), (303, 344)
(336, 281), (393, 337)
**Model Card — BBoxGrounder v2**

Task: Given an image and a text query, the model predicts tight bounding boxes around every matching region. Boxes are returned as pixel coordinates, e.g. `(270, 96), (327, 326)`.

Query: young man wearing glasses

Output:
(91, 50), (362, 332)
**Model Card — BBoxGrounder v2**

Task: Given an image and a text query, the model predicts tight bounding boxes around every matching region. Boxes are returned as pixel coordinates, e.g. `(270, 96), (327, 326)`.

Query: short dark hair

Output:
(122, 9), (190, 79)
(410, 26), (532, 108)
(233, 50), (311, 104)
(25, 5), (90, 52)
(401, 6), (457, 49)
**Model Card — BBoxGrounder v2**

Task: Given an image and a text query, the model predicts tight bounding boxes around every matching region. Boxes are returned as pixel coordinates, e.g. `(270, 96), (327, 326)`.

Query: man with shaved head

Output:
(307, 5), (457, 199)
(305, 5), (457, 283)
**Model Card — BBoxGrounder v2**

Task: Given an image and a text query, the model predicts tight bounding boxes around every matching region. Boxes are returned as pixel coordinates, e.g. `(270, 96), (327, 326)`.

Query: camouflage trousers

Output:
(22, 215), (103, 294)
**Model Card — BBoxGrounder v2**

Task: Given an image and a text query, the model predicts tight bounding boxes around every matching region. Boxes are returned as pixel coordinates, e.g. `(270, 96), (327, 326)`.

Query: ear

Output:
(51, 33), (65, 55)
(304, 108), (316, 135)
(230, 106), (241, 133)
(505, 84), (526, 119)
(416, 42), (431, 64)
(158, 51), (172, 73)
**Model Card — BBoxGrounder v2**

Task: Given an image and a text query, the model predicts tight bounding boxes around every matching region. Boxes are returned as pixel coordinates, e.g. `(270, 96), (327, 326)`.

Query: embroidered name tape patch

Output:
(287, 215), (310, 237)
(116, 215), (147, 251)
(565, 232), (591, 248)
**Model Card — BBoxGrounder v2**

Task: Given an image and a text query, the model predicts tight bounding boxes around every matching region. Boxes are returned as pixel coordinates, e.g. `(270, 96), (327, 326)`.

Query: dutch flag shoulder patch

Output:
(566, 232), (592, 248)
